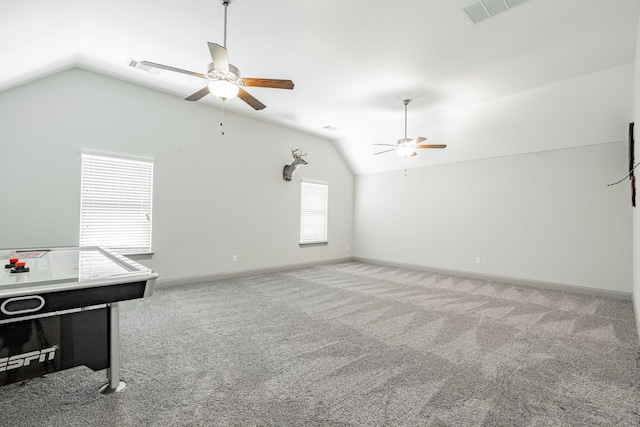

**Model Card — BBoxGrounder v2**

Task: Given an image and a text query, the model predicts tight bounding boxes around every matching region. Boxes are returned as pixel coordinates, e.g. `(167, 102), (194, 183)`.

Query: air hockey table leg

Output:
(99, 302), (126, 394)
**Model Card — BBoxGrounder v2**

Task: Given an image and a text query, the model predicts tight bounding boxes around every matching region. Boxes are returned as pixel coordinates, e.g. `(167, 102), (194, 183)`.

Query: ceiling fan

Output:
(373, 99), (446, 157)
(137, 0), (294, 110)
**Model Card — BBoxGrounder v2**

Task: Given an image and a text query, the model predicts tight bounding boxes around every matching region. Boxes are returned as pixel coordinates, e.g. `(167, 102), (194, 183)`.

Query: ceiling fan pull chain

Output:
(220, 100), (225, 136)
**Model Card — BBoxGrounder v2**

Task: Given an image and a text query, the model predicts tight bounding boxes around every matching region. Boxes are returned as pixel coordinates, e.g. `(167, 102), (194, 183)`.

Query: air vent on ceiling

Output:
(483, 0), (508, 15)
(505, 0), (528, 7)
(462, 0), (529, 25)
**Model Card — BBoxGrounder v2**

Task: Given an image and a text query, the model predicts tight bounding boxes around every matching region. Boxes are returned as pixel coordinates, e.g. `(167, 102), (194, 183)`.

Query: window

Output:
(300, 181), (328, 245)
(80, 152), (154, 254)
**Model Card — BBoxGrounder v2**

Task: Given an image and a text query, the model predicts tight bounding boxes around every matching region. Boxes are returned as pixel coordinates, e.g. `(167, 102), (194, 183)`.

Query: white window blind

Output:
(80, 153), (154, 254)
(300, 181), (328, 244)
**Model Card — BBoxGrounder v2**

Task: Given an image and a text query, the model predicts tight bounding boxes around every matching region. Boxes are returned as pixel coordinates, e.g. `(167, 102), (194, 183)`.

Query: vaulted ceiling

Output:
(3, 0), (639, 174)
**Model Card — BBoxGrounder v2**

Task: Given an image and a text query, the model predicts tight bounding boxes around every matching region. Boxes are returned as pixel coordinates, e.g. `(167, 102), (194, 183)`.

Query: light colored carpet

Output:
(1, 262), (639, 426)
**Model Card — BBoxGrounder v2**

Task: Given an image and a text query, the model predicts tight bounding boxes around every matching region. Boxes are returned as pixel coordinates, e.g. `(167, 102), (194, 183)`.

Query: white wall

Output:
(633, 7), (640, 336)
(355, 71), (633, 294)
(0, 68), (354, 282)
(345, 64), (633, 175)
(0, 65), (632, 296)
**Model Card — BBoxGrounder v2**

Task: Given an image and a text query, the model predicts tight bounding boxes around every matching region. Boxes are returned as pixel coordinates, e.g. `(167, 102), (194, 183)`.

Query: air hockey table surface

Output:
(0, 246), (156, 298)
(0, 246), (158, 393)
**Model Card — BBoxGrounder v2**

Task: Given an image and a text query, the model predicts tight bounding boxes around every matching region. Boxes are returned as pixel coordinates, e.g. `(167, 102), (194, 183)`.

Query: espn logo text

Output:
(0, 346), (57, 372)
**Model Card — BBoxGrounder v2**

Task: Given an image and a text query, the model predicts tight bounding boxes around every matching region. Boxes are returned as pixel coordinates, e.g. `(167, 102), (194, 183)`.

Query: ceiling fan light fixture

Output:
(208, 79), (239, 101)
(397, 145), (416, 158)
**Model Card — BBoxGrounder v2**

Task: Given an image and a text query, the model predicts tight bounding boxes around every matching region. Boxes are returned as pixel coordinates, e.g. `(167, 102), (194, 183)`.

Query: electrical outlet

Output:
(232, 255), (237, 262)
(346, 245), (349, 251)
(475, 257), (481, 265)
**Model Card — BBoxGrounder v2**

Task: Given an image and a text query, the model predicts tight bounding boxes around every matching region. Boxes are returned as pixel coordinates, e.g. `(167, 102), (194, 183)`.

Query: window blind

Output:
(300, 181), (328, 244)
(80, 153), (154, 254)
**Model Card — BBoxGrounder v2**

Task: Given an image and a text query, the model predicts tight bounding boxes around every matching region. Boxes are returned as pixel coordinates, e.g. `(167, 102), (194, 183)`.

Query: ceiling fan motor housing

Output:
(397, 138), (415, 146)
(207, 63), (240, 83)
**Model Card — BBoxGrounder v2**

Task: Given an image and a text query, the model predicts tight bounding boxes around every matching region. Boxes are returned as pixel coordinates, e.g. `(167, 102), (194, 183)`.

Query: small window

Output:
(300, 181), (328, 245)
(80, 152), (154, 254)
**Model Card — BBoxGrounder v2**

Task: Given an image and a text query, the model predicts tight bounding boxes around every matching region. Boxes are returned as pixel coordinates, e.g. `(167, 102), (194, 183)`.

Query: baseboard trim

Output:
(156, 257), (355, 289)
(353, 257), (632, 301)
(157, 256), (631, 301)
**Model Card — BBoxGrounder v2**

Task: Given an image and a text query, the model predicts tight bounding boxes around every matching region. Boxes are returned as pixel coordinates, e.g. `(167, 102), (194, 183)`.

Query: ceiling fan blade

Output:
(208, 42), (229, 73)
(241, 78), (294, 90)
(416, 144), (447, 149)
(140, 61), (205, 79)
(372, 143), (396, 147)
(414, 137), (427, 144)
(238, 88), (266, 110)
(373, 149), (396, 155)
(185, 86), (211, 102)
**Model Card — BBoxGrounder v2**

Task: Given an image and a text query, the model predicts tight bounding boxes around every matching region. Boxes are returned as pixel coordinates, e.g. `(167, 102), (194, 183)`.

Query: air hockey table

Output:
(0, 246), (157, 393)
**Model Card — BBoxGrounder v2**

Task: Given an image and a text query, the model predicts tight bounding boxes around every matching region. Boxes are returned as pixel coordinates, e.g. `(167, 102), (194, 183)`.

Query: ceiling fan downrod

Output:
(221, 0), (233, 48)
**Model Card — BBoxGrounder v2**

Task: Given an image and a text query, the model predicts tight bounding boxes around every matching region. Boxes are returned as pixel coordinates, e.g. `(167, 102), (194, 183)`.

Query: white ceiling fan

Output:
(136, 0), (294, 110)
(373, 99), (446, 157)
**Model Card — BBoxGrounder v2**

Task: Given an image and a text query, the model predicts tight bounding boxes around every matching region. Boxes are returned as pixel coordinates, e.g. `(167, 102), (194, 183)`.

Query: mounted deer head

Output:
(283, 148), (308, 181)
